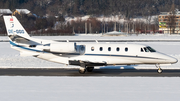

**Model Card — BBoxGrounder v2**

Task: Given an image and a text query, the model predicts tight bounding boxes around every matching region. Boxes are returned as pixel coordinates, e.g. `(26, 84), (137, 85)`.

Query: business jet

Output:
(3, 16), (178, 74)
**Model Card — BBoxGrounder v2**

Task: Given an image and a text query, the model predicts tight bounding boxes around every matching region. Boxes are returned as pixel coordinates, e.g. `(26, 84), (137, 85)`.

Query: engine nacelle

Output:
(44, 42), (77, 53)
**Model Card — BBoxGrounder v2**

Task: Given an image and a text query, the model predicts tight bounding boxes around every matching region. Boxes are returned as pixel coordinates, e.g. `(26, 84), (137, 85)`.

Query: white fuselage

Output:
(11, 40), (178, 67)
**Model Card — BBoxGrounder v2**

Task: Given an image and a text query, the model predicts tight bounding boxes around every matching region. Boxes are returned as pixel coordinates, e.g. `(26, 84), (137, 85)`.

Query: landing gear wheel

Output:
(87, 67), (94, 72)
(79, 68), (86, 74)
(156, 64), (163, 74)
(157, 68), (162, 74)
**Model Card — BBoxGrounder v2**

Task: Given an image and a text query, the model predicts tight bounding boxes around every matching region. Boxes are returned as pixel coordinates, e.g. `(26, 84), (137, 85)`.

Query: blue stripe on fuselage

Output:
(10, 41), (43, 52)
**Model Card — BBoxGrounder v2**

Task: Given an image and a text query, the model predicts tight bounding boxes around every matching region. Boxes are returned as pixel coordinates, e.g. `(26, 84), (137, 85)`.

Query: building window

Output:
(108, 47), (111, 51)
(125, 47), (128, 52)
(91, 47), (94, 51)
(116, 47), (120, 51)
(100, 47), (103, 51)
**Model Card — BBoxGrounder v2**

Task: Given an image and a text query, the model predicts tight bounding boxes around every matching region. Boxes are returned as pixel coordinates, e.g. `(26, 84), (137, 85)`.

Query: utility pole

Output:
(85, 22), (87, 34)
(133, 23), (135, 33)
(127, 22), (129, 34)
(89, 23), (91, 34)
(104, 22), (106, 33)
(102, 22), (103, 34)
(114, 22), (116, 31)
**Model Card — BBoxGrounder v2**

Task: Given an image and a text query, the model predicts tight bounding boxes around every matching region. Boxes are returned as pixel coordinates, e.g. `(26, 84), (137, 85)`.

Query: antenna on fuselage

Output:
(95, 40), (98, 43)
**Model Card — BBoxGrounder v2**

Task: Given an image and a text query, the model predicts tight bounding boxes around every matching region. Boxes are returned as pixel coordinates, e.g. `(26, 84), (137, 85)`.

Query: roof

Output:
(160, 10), (180, 16)
(0, 9), (12, 14)
(16, 9), (30, 14)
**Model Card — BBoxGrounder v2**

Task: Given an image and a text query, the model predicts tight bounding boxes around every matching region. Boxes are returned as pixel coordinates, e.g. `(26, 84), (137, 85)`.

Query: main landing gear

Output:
(78, 66), (94, 74)
(79, 68), (86, 74)
(156, 64), (163, 74)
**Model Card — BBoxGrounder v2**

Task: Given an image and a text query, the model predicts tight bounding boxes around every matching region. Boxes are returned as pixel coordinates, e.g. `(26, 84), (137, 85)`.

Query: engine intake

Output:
(44, 42), (77, 53)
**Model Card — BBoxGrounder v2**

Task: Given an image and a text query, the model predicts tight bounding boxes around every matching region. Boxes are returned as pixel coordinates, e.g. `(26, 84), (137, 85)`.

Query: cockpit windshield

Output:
(146, 46), (156, 52)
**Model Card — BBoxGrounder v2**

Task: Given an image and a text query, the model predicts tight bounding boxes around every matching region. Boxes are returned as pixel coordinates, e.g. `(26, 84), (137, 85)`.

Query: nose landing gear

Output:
(156, 64), (163, 74)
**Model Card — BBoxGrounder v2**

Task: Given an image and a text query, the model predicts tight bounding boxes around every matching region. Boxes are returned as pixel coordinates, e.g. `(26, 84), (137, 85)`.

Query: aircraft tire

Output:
(79, 68), (86, 74)
(157, 69), (162, 74)
(87, 67), (94, 72)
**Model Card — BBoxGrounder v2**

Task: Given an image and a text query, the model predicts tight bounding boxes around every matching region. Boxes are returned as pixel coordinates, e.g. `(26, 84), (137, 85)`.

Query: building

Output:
(12, 9), (31, 16)
(0, 9), (12, 16)
(159, 9), (180, 34)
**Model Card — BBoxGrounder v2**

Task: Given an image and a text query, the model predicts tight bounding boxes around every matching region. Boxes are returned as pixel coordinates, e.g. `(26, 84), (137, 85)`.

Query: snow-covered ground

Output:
(1, 35), (180, 101)
(65, 15), (158, 24)
(0, 77), (180, 101)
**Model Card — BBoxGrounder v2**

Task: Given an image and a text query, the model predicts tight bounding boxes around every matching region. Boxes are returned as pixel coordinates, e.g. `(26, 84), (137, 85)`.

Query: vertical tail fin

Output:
(3, 16), (30, 39)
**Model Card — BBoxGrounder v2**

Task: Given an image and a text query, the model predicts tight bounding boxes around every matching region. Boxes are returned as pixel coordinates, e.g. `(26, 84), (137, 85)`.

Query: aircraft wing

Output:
(69, 59), (107, 66)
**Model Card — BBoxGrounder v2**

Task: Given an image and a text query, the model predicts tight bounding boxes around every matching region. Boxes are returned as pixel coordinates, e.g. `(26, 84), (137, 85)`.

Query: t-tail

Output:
(3, 16), (44, 56)
(3, 16), (30, 39)
(3, 16), (42, 46)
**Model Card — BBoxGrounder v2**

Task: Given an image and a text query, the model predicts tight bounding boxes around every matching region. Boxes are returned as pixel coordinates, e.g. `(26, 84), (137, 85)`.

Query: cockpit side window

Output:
(141, 48), (144, 52)
(144, 47), (149, 52)
(146, 46), (156, 52)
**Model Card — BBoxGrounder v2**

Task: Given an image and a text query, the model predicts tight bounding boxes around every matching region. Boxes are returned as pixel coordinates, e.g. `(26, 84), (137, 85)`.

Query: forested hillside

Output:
(1, 0), (180, 17)
(0, 0), (179, 35)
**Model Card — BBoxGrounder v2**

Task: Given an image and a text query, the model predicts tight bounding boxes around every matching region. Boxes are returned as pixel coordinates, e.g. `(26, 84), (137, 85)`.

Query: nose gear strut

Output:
(156, 64), (162, 74)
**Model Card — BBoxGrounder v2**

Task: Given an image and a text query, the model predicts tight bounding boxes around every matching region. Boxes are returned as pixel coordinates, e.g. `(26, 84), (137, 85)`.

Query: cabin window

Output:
(116, 47), (120, 51)
(141, 48), (144, 52)
(108, 47), (111, 51)
(91, 47), (94, 51)
(125, 47), (128, 52)
(29, 45), (36, 47)
(100, 47), (103, 51)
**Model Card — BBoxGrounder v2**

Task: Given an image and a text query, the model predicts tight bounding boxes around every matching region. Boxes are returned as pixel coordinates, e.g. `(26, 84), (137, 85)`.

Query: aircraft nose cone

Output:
(169, 57), (178, 64)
